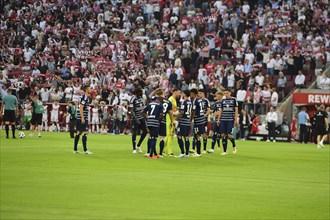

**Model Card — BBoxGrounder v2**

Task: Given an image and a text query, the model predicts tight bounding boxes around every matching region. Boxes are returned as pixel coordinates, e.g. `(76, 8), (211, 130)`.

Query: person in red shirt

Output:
(205, 60), (215, 75)
(251, 115), (260, 134)
(290, 115), (298, 141)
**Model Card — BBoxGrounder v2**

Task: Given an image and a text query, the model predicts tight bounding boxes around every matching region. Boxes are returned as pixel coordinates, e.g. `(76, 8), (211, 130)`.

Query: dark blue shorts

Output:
(204, 121), (208, 133)
(148, 126), (159, 137)
(219, 120), (234, 135)
(77, 119), (89, 132)
(177, 124), (190, 137)
(212, 121), (221, 134)
(159, 122), (166, 136)
(193, 124), (205, 135)
(131, 118), (147, 131)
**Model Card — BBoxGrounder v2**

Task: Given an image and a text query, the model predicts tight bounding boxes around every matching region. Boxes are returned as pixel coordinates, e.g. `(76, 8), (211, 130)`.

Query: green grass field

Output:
(0, 131), (329, 220)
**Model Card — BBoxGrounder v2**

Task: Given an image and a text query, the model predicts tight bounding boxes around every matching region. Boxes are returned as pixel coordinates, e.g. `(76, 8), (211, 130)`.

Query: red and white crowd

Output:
(0, 0), (329, 134)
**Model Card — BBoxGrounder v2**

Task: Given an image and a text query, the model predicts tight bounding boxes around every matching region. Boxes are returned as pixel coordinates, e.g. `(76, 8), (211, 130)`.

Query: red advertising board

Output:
(292, 93), (330, 104)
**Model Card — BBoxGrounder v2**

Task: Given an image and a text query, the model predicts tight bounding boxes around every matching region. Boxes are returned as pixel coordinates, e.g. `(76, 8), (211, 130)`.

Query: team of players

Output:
(129, 87), (239, 159)
(71, 85), (238, 157)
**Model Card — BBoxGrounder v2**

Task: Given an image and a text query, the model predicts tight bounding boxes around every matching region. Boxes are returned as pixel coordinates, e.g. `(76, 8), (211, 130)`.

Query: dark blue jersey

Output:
(212, 100), (222, 121)
(179, 99), (192, 126)
(161, 99), (172, 124)
(202, 98), (211, 115)
(144, 101), (163, 127)
(220, 97), (238, 121)
(191, 98), (205, 125)
(129, 96), (144, 120)
(76, 94), (89, 120)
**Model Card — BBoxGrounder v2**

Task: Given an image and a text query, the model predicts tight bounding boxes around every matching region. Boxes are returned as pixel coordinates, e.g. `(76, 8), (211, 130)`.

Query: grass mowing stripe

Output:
(1, 131), (329, 219)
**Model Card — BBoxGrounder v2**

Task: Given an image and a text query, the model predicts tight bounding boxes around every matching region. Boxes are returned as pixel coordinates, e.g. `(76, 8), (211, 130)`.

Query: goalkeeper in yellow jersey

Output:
(165, 89), (181, 156)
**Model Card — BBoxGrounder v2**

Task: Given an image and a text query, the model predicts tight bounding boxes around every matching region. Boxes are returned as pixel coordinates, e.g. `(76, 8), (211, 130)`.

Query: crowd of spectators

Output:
(0, 0), (329, 135)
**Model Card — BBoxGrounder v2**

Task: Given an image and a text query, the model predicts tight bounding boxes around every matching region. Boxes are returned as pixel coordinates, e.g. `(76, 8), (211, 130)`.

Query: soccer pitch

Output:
(1, 132), (329, 220)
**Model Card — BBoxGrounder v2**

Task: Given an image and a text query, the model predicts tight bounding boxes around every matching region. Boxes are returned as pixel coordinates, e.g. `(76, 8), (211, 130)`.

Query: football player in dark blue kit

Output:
(217, 89), (239, 155)
(129, 88), (147, 154)
(176, 90), (192, 158)
(208, 91), (223, 153)
(73, 85), (93, 155)
(148, 88), (174, 157)
(190, 88), (205, 157)
(142, 96), (163, 159)
(198, 90), (211, 154)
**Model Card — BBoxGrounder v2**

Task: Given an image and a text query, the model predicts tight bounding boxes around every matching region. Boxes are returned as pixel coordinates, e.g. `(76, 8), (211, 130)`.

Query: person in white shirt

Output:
(270, 88), (279, 109)
(175, 66), (183, 87)
(261, 85), (271, 114)
(266, 55), (276, 76)
(318, 72), (330, 90)
(189, 79), (197, 90)
(64, 107), (71, 132)
(23, 98), (32, 130)
(119, 89), (129, 105)
(295, 71), (305, 87)
(235, 61), (244, 72)
(42, 102), (48, 131)
(91, 104), (100, 133)
(255, 72), (265, 86)
(200, 71), (210, 86)
(236, 87), (247, 112)
(274, 54), (283, 75)
(72, 82), (81, 101)
(244, 49), (255, 64)
(40, 87), (50, 102)
(198, 64), (207, 81)
(64, 83), (74, 102)
(266, 106), (278, 142)
(31, 66), (41, 77)
(242, 1), (250, 15)
(227, 70), (235, 88)
(51, 100), (60, 132)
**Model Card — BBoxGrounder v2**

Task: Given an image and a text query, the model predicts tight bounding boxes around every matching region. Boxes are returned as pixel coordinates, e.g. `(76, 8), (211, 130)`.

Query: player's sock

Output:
(159, 139), (164, 155)
(216, 136), (220, 147)
(229, 138), (236, 147)
(132, 133), (137, 150)
(152, 138), (157, 155)
(5, 125), (9, 137)
(167, 135), (173, 154)
(178, 137), (184, 154)
(147, 138), (151, 154)
(137, 131), (147, 147)
(211, 133), (217, 149)
(222, 137), (228, 153)
(82, 134), (87, 152)
(196, 138), (201, 154)
(203, 137), (207, 151)
(56, 123), (60, 132)
(11, 125), (16, 137)
(74, 134), (80, 151)
(148, 138), (152, 156)
(96, 125), (100, 133)
(185, 139), (190, 155)
(192, 137), (196, 150)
